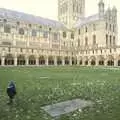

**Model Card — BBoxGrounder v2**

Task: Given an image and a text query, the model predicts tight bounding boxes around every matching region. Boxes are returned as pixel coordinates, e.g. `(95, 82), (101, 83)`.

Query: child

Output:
(7, 81), (16, 104)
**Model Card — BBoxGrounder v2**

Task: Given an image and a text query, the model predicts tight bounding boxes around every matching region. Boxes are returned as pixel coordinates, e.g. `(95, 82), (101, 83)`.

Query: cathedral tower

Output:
(58, 0), (85, 29)
(98, 0), (105, 18)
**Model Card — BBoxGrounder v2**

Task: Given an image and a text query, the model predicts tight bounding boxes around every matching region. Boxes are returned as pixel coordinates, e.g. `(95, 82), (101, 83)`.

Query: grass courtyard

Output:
(0, 66), (120, 120)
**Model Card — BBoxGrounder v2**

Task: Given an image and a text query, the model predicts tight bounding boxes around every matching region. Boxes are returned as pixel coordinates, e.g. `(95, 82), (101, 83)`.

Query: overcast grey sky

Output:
(0, 0), (119, 42)
(0, 0), (118, 19)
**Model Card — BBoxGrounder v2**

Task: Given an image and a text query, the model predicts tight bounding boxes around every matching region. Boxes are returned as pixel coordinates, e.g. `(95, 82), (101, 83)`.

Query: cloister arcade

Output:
(1, 53), (120, 67)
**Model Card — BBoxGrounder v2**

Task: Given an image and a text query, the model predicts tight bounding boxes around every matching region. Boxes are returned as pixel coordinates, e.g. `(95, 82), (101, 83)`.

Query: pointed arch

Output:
(72, 57), (77, 65)
(90, 56), (96, 66)
(39, 56), (45, 65)
(5, 54), (14, 65)
(57, 56), (62, 65)
(117, 55), (120, 66)
(107, 55), (114, 66)
(48, 56), (54, 65)
(98, 55), (105, 65)
(29, 55), (36, 65)
(79, 56), (82, 65)
(65, 56), (69, 65)
(17, 55), (25, 65)
(84, 56), (88, 65)
(0, 58), (1, 65)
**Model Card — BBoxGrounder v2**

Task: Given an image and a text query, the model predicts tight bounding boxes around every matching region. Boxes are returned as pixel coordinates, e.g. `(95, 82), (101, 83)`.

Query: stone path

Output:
(41, 99), (93, 117)
(39, 77), (49, 79)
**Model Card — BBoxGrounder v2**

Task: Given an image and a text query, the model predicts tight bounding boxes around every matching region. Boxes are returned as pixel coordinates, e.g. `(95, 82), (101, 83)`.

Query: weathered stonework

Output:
(0, 0), (119, 67)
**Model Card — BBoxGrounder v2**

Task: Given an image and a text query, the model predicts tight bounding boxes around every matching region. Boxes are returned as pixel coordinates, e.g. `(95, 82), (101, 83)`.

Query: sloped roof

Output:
(0, 8), (66, 29)
(75, 14), (102, 28)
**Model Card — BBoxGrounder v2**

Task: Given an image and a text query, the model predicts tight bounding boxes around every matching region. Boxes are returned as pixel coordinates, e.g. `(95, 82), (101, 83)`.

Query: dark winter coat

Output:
(7, 84), (16, 99)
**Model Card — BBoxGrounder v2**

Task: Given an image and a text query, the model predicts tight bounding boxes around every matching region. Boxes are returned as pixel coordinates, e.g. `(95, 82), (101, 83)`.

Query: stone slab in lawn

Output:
(41, 99), (93, 117)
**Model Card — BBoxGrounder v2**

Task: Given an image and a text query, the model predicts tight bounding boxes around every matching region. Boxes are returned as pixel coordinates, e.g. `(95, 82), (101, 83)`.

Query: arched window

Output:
(54, 33), (58, 40)
(78, 39), (80, 47)
(49, 28), (52, 31)
(106, 23), (108, 30)
(77, 5), (79, 12)
(4, 24), (11, 33)
(17, 21), (20, 26)
(20, 48), (23, 53)
(93, 24), (96, 31)
(64, 42), (65, 47)
(110, 24), (111, 31)
(72, 42), (73, 47)
(85, 27), (88, 32)
(43, 31), (48, 38)
(32, 29), (37, 37)
(73, 3), (75, 12)
(113, 25), (115, 32)
(85, 37), (88, 46)
(19, 28), (24, 35)
(63, 32), (66, 38)
(110, 35), (112, 45)
(29, 24), (31, 28)
(106, 34), (108, 45)
(93, 35), (96, 45)
(78, 29), (80, 35)
(71, 32), (74, 39)
(113, 36), (116, 45)
(4, 19), (7, 23)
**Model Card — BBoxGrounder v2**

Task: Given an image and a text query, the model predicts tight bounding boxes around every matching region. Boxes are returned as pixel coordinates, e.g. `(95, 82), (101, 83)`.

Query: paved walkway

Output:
(41, 99), (93, 117)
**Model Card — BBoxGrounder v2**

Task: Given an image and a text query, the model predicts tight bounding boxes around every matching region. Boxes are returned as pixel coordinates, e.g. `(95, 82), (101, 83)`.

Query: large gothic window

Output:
(19, 28), (24, 35)
(4, 24), (11, 33)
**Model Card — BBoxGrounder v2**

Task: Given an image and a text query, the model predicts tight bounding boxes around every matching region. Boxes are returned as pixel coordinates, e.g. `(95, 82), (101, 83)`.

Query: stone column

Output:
(77, 59), (79, 66)
(25, 56), (29, 66)
(1, 57), (5, 66)
(69, 57), (72, 66)
(36, 57), (39, 66)
(96, 58), (99, 66)
(62, 57), (65, 66)
(104, 59), (107, 66)
(114, 60), (118, 67)
(54, 56), (57, 66)
(45, 56), (48, 66)
(82, 60), (85, 66)
(14, 57), (17, 66)
(88, 60), (91, 66)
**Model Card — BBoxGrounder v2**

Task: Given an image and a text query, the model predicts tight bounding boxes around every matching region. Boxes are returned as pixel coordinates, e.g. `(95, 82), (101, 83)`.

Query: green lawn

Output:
(0, 66), (120, 120)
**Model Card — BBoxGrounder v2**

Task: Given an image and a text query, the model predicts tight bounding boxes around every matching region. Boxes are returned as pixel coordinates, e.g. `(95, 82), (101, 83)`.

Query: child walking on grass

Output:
(7, 81), (16, 104)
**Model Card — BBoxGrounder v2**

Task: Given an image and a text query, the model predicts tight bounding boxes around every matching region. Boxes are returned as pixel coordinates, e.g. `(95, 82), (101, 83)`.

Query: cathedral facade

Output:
(0, 0), (119, 67)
